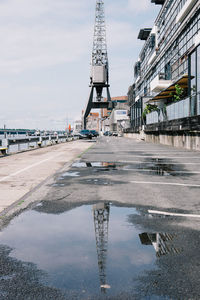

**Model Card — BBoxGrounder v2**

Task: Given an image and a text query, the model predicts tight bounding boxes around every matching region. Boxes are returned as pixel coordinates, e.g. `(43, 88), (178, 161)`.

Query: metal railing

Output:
(166, 97), (190, 120)
(197, 93), (200, 115)
(0, 134), (78, 155)
(146, 111), (159, 124)
(146, 95), (200, 125)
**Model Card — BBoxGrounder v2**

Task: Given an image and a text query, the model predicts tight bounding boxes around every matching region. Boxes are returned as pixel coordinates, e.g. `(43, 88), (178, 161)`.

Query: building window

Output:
(190, 49), (196, 95)
(165, 62), (171, 80)
(116, 111), (127, 115)
(197, 45), (200, 93)
(189, 44), (200, 116)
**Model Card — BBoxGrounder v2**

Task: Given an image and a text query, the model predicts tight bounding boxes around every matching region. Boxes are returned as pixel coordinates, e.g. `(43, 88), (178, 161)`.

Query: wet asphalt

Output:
(1, 136), (200, 299)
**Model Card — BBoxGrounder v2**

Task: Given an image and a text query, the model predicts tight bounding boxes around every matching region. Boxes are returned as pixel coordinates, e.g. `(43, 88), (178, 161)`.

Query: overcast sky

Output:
(0, 0), (160, 130)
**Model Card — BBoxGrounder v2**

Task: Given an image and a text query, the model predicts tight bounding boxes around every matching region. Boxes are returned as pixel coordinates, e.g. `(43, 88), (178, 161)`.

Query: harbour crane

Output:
(83, 0), (113, 129)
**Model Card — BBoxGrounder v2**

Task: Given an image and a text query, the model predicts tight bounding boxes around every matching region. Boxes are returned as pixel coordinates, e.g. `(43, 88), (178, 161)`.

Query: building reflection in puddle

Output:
(139, 232), (181, 257)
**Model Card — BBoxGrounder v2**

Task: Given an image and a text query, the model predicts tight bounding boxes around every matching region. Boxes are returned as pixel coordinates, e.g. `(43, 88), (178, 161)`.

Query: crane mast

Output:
(83, 0), (113, 129)
(92, 0), (108, 67)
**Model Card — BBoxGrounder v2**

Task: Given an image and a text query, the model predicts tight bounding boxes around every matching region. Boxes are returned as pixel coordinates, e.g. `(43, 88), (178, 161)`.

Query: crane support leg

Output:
(106, 87), (111, 102)
(84, 87), (94, 129)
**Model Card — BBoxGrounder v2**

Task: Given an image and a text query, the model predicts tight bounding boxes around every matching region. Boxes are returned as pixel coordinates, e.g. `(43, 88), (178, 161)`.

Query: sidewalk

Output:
(0, 140), (92, 214)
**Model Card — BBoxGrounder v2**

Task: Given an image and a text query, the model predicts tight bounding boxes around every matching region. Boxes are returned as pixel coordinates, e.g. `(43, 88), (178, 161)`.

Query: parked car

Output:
(112, 131), (118, 136)
(89, 130), (99, 137)
(79, 130), (93, 139)
(103, 131), (112, 136)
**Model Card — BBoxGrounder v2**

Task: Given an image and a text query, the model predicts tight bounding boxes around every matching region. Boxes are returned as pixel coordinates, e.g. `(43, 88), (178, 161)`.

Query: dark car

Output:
(89, 130), (99, 137)
(103, 131), (112, 136)
(79, 130), (93, 139)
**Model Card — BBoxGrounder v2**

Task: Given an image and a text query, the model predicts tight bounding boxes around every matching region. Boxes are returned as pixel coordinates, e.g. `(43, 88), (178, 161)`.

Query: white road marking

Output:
(0, 152), (63, 182)
(148, 210), (200, 218)
(118, 160), (200, 165)
(129, 180), (200, 187)
(118, 150), (192, 153)
(118, 155), (200, 159)
(125, 169), (200, 174)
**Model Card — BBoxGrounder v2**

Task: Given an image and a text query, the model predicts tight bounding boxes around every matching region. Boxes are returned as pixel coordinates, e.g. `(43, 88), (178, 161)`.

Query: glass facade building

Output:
(129, 0), (200, 130)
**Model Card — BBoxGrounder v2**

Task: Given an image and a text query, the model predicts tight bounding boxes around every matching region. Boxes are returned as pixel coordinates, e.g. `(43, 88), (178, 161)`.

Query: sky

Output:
(0, 0), (160, 130)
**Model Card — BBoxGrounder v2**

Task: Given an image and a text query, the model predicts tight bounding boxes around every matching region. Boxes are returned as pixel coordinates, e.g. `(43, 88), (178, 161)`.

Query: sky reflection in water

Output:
(0, 204), (157, 297)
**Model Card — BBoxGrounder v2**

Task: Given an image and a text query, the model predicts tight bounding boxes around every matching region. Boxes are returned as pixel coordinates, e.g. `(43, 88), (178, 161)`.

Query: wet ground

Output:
(1, 201), (200, 300)
(1, 136), (200, 299)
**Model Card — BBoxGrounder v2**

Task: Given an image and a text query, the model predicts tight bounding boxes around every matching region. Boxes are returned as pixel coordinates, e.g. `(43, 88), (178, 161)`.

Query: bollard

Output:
(37, 136), (42, 147)
(0, 138), (8, 155)
(49, 135), (52, 146)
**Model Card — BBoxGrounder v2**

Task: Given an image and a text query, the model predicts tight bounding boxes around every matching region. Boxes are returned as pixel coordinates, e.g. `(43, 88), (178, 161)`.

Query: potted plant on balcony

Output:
(170, 84), (184, 102)
(142, 104), (158, 124)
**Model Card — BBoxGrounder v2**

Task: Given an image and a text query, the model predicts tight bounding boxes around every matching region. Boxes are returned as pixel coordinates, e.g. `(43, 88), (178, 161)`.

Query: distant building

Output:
(74, 120), (82, 133)
(109, 103), (130, 132)
(87, 112), (100, 131)
(101, 96), (128, 132)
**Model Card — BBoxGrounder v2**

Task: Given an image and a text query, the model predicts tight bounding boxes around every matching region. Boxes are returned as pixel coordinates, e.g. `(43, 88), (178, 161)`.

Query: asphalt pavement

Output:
(1, 136), (200, 299)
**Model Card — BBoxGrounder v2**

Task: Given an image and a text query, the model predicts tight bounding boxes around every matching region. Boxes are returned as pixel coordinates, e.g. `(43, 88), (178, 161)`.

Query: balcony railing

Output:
(146, 111), (159, 124)
(146, 94), (200, 125)
(166, 97), (190, 120)
(197, 93), (200, 115)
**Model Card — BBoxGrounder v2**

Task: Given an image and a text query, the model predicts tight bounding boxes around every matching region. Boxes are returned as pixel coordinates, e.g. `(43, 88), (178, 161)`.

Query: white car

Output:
(112, 132), (118, 136)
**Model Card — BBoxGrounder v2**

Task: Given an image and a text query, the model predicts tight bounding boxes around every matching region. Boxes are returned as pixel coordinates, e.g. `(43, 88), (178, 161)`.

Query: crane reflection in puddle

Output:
(93, 202), (110, 293)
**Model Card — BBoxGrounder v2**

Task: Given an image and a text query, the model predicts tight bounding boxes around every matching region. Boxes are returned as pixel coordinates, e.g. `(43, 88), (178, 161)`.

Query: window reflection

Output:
(190, 50), (196, 95)
(197, 46), (200, 93)
(139, 232), (181, 257)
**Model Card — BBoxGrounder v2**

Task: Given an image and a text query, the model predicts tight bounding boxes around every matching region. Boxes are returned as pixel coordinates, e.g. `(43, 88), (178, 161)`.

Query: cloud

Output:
(107, 0), (154, 17)
(0, 0), (160, 129)
(0, 23), (92, 74)
(0, 0), (90, 20)
(0, 0), (94, 74)
(128, 0), (152, 12)
(107, 21), (138, 49)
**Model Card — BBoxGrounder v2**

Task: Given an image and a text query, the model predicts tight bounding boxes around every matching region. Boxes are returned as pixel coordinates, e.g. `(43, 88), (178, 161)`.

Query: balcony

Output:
(151, 0), (165, 4)
(176, 0), (198, 23)
(150, 74), (172, 93)
(146, 111), (159, 124)
(148, 51), (157, 65)
(146, 93), (200, 126)
(138, 28), (152, 40)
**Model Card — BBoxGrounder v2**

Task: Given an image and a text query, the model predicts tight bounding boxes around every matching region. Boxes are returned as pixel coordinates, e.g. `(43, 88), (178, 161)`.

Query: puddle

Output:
(124, 158), (189, 177)
(72, 161), (88, 168)
(52, 183), (65, 187)
(79, 178), (125, 186)
(59, 171), (80, 178)
(72, 161), (124, 171)
(35, 202), (43, 207)
(72, 160), (190, 177)
(84, 178), (112, 185)
(143, 158), (189, 177)
(0, 203), (199, 299)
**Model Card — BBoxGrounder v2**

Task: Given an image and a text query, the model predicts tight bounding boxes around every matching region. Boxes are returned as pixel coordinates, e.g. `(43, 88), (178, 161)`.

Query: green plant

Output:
(142, 104), (158, 121)
(170, 84), (184, 102)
